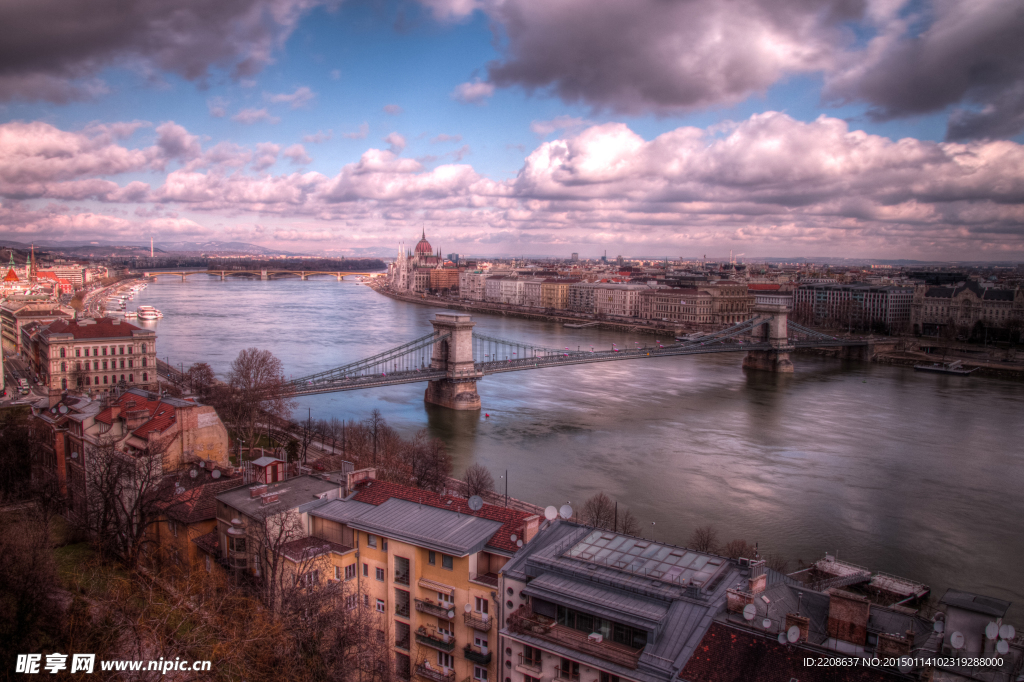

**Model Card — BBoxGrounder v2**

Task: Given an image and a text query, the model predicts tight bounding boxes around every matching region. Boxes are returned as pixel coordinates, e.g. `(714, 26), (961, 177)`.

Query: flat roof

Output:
(346, 497), (503, 556)
(939, 589), (1011, 618)
(217, 475), (340, 517)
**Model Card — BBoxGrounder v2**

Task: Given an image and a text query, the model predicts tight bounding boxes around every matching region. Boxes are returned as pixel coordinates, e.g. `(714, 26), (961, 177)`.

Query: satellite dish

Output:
(544, 506), (558, 521)
(510, 534), (517, 542)
(464, 603), (472, 613)
(777, 633), (787, 645)
(1000, 624), (1015, 640)
(997, 640), (1009, 655)
(71, 451), (79, 459)
(517, 539), (523, 548)
(447, 609), (455, 620)
(211, 470), (221, 479)
(762, 618), (772, 629)
(986, 622), (1000, 640)
(198, 460), (206, 469)
(933, 620), (945, 634)
(743, 604), (756, 621)
(950, 631), (965, 649)
(190, 469), (198, 479)
(468, 496), (483, 511)
(50, 407), (57, 414)
(898, 662), (912, 674)
(787, 626), (800, 643)
(59, 405), (68, 414)
(559, 504), (573, 520)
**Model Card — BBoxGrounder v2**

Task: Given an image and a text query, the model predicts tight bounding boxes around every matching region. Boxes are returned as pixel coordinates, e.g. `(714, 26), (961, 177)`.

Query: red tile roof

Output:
(3, 268), (19, 282)
(351, 479), (534, 554)
(747, 284), (782, 291)
(160, 477), (244, 524)
(679, 623), (897, 682)
(192, 530), (220, 555)
(43, 317), (143, 339)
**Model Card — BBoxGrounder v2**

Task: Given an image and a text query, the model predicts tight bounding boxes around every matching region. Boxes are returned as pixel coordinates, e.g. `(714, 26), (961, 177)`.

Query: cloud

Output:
(383, 104), (403, 115)
(432, 134), (463, 144)
(282, 144), (312, 165)
(824, 0), (1024, 140)
(207, 97), (229, 118)
(530, 115), (592, 137)
(232, 108), (281, 124)
(329, 69), (341, 80)
(342, 123), (369, 139)
(0, 0), (333, 103)
(451, 79), (495, 104)
(4, 115), (1024, 257)
(415, 0), (480, 21)
(265, 86), (315, 109)
(384, 133), (407, 154)
(303, 130), (333, 144)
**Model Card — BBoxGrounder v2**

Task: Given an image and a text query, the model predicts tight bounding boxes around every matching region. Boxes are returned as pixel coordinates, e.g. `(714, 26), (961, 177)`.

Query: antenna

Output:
(559, 504), (573, 520)
(777, 633), (787, 645)
(468, 495), (483, 511)
(447, 609), (456, 620)
(517, 539), (523, 548)
(544, 506), (558, 521)
(510, 534), (517, 542)
(999, 624), (1016, 640)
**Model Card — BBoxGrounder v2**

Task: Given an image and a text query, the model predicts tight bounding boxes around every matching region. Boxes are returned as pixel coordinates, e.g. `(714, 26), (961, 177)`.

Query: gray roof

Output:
(250, 456), (284, 467)
(939, 589), (1011, 618)
(346, 497), (503, 556)
(216, 475), (340, 518)
(523, 573), (669, 631)
(310, 498), (377, 524)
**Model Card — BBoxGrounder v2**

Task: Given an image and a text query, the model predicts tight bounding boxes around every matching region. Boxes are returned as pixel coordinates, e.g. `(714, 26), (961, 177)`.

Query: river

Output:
(134, 275), (1024, 617)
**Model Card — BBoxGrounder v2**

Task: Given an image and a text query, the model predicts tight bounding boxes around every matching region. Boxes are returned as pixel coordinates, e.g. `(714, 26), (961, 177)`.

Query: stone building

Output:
(1, 295), (75, 354)
(638, 288), (713, 326)
(794, 283), (914, 332)
(910, 281), (1023, 336)
(391, 229), (444, 293)
(539, 279), (578, 310)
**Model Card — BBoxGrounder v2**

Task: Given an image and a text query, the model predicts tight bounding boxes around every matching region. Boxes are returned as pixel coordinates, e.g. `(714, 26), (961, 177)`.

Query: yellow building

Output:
(540, 279), (578, 310)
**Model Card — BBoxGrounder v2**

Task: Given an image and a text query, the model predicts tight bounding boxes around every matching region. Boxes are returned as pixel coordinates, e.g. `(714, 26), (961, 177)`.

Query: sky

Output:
(1, 0), (1024, 260)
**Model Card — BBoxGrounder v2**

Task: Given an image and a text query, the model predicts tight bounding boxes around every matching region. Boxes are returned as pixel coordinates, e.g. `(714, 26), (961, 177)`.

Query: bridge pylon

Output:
(424, 312), (483, 410)
(742, 293), (795, 373)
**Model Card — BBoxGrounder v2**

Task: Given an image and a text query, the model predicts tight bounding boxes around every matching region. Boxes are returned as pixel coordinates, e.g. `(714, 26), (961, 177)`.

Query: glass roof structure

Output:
(565, 529), (729, 588)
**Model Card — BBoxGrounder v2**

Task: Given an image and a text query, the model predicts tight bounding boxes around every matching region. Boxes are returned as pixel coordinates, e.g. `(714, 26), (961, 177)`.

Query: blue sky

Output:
(1, 0), (1023, 259)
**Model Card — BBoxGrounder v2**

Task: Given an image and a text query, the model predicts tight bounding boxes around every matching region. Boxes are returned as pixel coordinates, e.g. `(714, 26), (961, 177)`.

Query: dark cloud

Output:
(0, 0), (331, 102)
(822, 0), (1024, 139)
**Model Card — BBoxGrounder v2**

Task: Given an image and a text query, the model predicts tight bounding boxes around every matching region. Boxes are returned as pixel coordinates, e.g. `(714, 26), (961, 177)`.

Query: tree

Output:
(225, 348), (294, 455)
(0, 407), (34, 502)
(406, 430), (452, 493)
(581, 492), (615, 530)
(292, 409), (317, 465)
(186, 361), (216, 402)
(618, 508), (640, 536)
(719, 539), (757, 560)
(688, 525), (718, 553)
(461, 464), (495, 497)
(365, 409), (386, 466)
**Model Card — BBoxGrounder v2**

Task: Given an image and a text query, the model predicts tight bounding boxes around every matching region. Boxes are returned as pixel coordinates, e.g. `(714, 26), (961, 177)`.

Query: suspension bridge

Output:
(283, 294), (879, 410)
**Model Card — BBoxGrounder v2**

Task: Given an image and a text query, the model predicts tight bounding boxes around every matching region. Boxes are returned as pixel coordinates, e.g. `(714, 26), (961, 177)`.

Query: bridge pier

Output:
(743, 294), (795, 373)
(424, 312), (482, 410)
(260, 268), (268, 281)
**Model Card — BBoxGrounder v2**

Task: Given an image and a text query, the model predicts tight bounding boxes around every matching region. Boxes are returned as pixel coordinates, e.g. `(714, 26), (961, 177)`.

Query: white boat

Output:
(124, 311), (137, 318)
(137, 305), (163, 320)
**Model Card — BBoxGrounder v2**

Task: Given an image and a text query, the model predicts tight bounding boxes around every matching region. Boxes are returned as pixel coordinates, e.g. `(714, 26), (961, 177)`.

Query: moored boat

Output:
(913, 359), (977, 375)
(137, 305), (163, 320)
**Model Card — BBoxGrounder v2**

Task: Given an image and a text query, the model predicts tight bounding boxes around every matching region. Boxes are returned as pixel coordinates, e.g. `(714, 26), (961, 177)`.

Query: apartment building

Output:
(522, 278), (545, 309)
(1, 295), (75, 354)
(23, 317), (157, 392)
(794, 283), (914, 332)
(497, 521), (997, 682)
(701, 281), (752, 326)
(539, 279), (578, 310)
(460, 272), (489, 301)
(567, 283), (600, 314)
(431, 269), (460, 293)
(592, 284), (654, 319)
(637, 289), (712, 326)
(910, 281), (1023, 336)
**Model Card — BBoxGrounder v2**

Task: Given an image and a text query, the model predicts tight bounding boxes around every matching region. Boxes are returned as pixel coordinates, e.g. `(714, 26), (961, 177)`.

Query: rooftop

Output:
(217, 475), (341, 518)
(939, 588), (1012, 618)
(39, 316), (151, 340)
(346, 497), (503, 556)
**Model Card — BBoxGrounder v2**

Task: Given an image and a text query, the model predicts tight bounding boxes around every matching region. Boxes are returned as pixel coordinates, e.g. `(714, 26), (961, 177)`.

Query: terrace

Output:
(507, 607), (642, 670)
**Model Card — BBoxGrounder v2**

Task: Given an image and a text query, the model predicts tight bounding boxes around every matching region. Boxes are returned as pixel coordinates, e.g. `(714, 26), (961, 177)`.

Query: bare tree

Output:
(185, 361), (216, 402)
(688, 525), (718, 553)
(719, 539), (757, 560)
(618, 508), (640, 536)
(243, 503), (308, 612)
(764, 552), (790, 574)
(581, 492), (616, 530)
(226, 348), (294, 455)
(406, 430), (452, 493)
(293, 409), (317, 465)
(365, 408), (385, 466)
(461, 464), (495, 497)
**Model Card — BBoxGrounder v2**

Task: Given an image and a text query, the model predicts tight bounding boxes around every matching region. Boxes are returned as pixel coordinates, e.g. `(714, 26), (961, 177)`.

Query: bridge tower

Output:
(742, 293), (795, 373)
(424, 312), (482, 410)
(260, 268), (268, 281)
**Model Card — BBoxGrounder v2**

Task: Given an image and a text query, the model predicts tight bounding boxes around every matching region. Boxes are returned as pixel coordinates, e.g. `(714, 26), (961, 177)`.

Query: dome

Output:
(414, 228), (433, 255)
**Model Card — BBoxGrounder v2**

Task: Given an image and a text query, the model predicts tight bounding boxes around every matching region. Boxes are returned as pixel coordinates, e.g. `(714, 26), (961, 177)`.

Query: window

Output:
(395, 621), (411, 650)
(102, 360), (108, 370)
(437, 652), (454, 670)
(364, 595), (370, 607)
(394, 556), (409, 585)
(474, 634), (488, 651)
(228, 536), (246, 553)
(474, 666), (488, 681)
(375, 567), (385, 581)
(334, 566), (341, 581)
(522, 646), (542, 667)
(60, 361), (66, 372)
(143, 372), (148, 382)
(168, 520), (178, 538)
(382, 538), (388, 551)
(367, 534), (377, 548)
(142, 357), (147, 367)
(394, 588), (410, 618)
(102, 347), (107, 356)
(75, 348), (81, 357)
(345, 594), (357, 610)
(129, 374), (133, 383)
(600, 674), (620, 682)
(205, 555), (211, 573)
(363, 563), (368, 577)
(128, 359), (133, 368)
(141, 344), (147, 353)
(475, 597), (488, 614)
(128, 347), (133, 354)
(345, 563), (356, 580)
(61, 379), (67, 389)
(119, 359), (124, 369)
(442, 554), (453, 570)
(429, 551), (436, 565)
(103, 376), (108, 384)
(376, 599), (385, 613)
(439, 591), (454, 606)
(119, 346), (125, 355)
(59, 348), (65, 358)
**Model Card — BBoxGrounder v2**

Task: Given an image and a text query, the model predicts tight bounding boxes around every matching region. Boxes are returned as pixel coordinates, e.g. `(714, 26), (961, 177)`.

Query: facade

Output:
(391, 230), (444, 293)
(522, 278), (544, 309)
(592, 284), (652, 319)
(637, 289), (712, 325)
(25, 317), (157, 392)
(567, 282), (600, 314)
(42, 266), (87, 288)
(701, 281), (753, 326)
(1, 296), (75, 354)
(459, 272), (489, 301)
(484, 276), (508, 304)
(793, 283), (914, 332)
(539, 279), (577, 310)
(430, 268), (460, 293)
(910, 281), (1023, 336)
(217, 468), (539, 682)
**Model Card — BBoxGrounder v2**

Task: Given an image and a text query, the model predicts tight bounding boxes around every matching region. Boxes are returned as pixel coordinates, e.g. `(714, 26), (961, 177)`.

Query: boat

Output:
(564, 321), (600, 329)
(137, 305), (163, 320)
(913, 360), (977, 375)
(124, 311), (137, 318)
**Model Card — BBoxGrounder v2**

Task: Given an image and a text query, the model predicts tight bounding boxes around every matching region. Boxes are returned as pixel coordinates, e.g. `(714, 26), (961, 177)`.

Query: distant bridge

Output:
(144, 270), (380, 281)
(283, 295), (877, 410)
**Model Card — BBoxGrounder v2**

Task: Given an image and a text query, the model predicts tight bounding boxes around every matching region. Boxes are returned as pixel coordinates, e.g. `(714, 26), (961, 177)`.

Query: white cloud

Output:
(342, 123), (369, 139)
(231, 108), (281, 125)
(451, 79), (494, 104)
(265, 86), (316, 109)
(384, 132), (407, 154)
(282, 143), (312, 165)
(530, 116), (593, 137)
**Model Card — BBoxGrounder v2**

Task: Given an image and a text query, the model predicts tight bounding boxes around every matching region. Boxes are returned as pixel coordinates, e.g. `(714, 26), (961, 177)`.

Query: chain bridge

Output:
(284, 295), (875, 410)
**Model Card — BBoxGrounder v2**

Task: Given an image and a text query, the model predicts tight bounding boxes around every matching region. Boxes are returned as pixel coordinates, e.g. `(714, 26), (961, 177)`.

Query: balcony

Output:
(415, 662), (455, 682)
(416, 626), (456, 652)
(516, 654), (542, 677)
(463, 644), (492, 666)
(416, 598), (455, 619)
(554, 670), (579, 682)
(464, 611), (493, 631)
(507, 608), (642, 670)
(469, 572), (498, 588)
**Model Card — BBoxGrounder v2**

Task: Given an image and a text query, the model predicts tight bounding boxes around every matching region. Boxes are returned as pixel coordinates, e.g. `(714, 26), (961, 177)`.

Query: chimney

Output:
(522, 515), (541, 544)
(827, 590), (871, 646)
(749, 573), (767, 595)
(48, 388), (62, 408)
(261, 492), (279, 506)
(877, 632), (913, 657)
(345, 467), (377, 494)
(250, 485), (268, 498)
(785, 613), (809, 642)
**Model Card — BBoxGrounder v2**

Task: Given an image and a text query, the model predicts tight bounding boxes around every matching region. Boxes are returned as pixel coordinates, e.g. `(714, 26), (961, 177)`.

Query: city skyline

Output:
(2, 0), (1024, 260)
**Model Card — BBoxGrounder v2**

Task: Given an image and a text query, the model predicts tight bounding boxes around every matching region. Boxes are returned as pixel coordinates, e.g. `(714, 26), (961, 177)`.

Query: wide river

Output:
(136, 275), (1024, 616)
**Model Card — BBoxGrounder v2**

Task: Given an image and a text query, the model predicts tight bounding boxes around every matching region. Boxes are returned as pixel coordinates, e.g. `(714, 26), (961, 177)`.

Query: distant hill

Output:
(154, 241), (302, 256)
